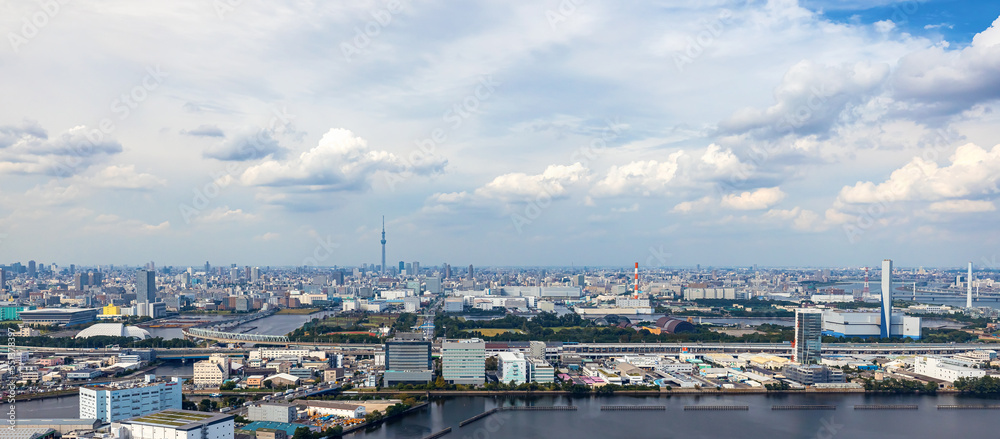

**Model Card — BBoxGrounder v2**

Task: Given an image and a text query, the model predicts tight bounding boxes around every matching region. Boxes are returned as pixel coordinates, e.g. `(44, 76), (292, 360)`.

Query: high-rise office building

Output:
(74, 273), (88, 290)
(332, 270), (344, 286)
(383, 333), (432, 386)
(442, 339), (485, 385)
(468, 264), (474, 279)
(251, 267), (261, 283)
(794, 309), (823, 364)
(411, 261), (420, 276)
(137, 269), (156, 304)
(880, 259), (892, 338)
(89, 271), (103, 287)
(27, 260), (36, 278)
(380, 216), (387, 275)
(69, 264), (75, 275)
(399, 261), (405, 274)
(0, 268), (6, 291)
(204, 261), (211, 273)
(444, 264), (451, 279)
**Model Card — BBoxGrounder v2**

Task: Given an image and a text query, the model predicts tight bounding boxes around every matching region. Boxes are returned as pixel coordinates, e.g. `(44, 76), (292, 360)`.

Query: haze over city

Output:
(2, 0), (999, 267)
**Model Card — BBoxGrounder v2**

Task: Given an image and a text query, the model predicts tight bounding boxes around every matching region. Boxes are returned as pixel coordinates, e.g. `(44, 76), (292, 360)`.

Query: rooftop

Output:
(123, 410), (232, 430)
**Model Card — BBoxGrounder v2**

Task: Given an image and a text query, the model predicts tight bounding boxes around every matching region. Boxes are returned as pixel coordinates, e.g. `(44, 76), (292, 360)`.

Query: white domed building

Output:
(75, 323), (152, 340)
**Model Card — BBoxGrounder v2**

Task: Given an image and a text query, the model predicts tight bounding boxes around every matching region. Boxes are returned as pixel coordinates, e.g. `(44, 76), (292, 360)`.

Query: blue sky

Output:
(0, 0), (999, 268)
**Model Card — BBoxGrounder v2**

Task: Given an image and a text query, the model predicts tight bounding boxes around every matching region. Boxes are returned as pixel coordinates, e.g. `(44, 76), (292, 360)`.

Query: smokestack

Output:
(967, 262), (973, 308)
(880, 259), (892, 338)
(634, 262), (639, 299)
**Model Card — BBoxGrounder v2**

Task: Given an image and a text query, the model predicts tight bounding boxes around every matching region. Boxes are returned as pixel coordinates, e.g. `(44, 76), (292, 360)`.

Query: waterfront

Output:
(345, 394), (1000, 438)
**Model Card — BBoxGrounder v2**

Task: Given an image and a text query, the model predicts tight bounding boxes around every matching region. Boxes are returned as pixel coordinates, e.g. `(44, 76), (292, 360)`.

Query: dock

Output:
(684, 405), (749, 411)
(601, 405), (666, 411)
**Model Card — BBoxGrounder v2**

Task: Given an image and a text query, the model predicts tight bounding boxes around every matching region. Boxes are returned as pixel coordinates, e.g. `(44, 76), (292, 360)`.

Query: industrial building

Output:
(781, 364), (845, 385)
(80, 378), (183, 423)
(498, 352), (528, 385)
(18, 308), (98, 326)
(303, 401), (366, 419)
(442, 339), (486, 385)
(248, 403), (297, 423)
(914, 356), (986, 382)
(821, 310), (921, 339)
(111, 410), (234, 439)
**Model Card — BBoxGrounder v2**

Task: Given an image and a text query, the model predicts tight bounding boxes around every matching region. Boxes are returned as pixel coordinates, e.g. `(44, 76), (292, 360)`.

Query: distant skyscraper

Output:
(794, 309), (823, 364)
(967, 262), (974, 308)
(468, 264), (474, 279)
(880, 259), (892, 338)
(0, 268), (6, 291)
(27, 260), (36, 278)
(251, 267), (261, 283)
(89, 271), (103, 287)
(137, 269), (156, 304)
(444, 264), (451, 279)
(204, 261), (211, 273)
(399, 261), (405, 274)
(380, 216), (387, 275)
(74, 273), (88, 291)
(70, 264), (75, 275)
(412, 261), (420, 275)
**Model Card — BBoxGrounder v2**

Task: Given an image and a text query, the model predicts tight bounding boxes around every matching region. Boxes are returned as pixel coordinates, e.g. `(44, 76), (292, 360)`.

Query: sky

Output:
(1, 0), (999, 269)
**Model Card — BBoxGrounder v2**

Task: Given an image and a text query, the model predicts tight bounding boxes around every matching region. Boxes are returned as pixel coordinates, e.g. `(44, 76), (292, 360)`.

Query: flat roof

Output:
(238, 421), (305, 435)
(124, 410), (232, 430)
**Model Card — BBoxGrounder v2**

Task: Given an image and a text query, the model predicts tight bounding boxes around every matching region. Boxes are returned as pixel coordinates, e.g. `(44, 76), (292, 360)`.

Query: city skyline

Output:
(1, 1), (999, 267)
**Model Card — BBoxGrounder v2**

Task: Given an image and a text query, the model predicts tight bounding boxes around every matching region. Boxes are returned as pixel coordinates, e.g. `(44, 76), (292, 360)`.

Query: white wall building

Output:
(914, 356), (986, 383)
(822, 310), (921, 339)
(498, 352), (527, 385)
(80, 379), (183, 423)
(112, 410), (233, 439)
(304, 401), (366, 419)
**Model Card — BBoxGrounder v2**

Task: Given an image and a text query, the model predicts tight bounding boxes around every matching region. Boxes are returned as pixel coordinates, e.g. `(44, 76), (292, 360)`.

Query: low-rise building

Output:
(303, 401), (366, 419)
(914, 356), (986, 382)
(781, 364), (845, 385)
(248, 403), (297, 423)
(111, 410), (234, 439)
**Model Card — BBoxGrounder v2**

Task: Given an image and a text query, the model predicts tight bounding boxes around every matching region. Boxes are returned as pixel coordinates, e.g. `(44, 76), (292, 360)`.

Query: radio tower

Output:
(634, 262), (639, 299)
(862, 267), (870, 299)
(380, 216), (386, 275)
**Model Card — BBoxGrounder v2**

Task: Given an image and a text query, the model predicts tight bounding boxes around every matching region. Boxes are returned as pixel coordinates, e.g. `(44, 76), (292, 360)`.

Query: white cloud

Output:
(0, 124), (122, 176)
(591, 153), (683, 197)
(241, 128), (405, 191)
(198, 207), (258, 223)
(89, 165), (166, 190)
(928, 200), (996, 213)
(721, 187), (786, 210)
(837, 143), (1000, 204)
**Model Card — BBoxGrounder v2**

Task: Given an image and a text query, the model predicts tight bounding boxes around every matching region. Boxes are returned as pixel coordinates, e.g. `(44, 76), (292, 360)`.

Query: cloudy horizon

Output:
(1, 0), (999, 269)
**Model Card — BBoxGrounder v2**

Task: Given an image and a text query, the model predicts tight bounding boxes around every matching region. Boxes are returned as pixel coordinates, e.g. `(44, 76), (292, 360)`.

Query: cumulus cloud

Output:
(197, 207), (258, 222)
(720, 60), (890, 139)
(928, 200), (996, 213)
(591, 153), (683, 197)
(241, 128), (405, 192)
(836, 143), (1000, 205)
(89, 165), (166, 190)
(204, 129), (286, 161)
(893, 17), (1000, 112)
(721, 186), (786, 210)
(0, 124), (123, 176)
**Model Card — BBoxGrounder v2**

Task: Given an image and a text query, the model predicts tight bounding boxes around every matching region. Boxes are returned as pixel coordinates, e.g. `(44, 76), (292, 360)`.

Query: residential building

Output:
(383, 333), (432, 386)
(112, 410), (233, 439)
(80, 379), (183, 423)
(442, 339), (485, 385)
(0, 305), (36, 321)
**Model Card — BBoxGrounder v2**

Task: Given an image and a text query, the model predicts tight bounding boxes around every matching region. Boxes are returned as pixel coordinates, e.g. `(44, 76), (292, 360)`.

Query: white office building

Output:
(914, 356), (986, 383)
(498, 352), (528, 385)
(80, 379), (183, 423)
(442, 339), (485, 385)
(111, 410), (233, 439)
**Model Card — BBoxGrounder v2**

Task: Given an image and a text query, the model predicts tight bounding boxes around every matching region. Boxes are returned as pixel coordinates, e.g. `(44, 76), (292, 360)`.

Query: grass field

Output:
(461, 328), (526, 336)
(276, 308), (321, 315)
